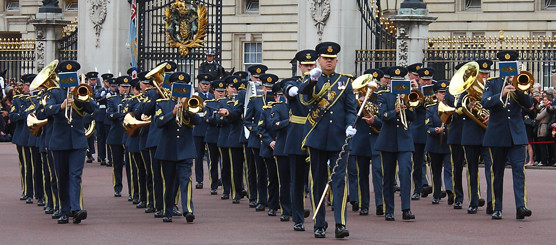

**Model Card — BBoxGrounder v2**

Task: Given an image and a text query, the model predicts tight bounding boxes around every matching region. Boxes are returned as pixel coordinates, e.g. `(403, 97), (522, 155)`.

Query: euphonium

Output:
(145, 62), (171, 99)
(450, 61), (489, 129)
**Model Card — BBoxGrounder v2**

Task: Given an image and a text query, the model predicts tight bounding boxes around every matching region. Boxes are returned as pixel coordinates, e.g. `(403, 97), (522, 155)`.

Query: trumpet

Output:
(146, 62), (171, 99)
(500, 71), (534, 108)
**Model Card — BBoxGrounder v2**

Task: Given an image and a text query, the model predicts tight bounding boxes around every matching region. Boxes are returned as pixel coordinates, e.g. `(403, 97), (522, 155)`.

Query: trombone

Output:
(65, 82), (93, 124)
(500, 70), (534, 108)
(176, 95), (204, 127)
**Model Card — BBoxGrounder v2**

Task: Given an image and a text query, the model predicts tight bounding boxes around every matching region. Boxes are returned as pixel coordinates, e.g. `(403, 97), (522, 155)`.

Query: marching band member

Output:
(407, 63), (427, 200)
(204, 80), (227, 195)
(193, 73), (215, 189)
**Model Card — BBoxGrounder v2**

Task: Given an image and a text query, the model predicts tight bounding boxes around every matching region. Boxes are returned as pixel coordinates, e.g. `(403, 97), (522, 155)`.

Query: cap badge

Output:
(218, 82), (223, 88)
(441, 83), (446, 88)
(124, 78), (128, 83)
(66, 64), (72, 70)
(373, 72), (378, 78)
(482, 62), (488, 68)
(256, 68), (261, 74)
(178, 74), (184, 80)
(416, 65), (421, 70)
(233, 78), (238, 83)
(306, 53), (312, 60)
(240, 84), (246, 89)
(327, 46), (333, 53)
(424, 70), (429, 76)
(166, 64), (172, 70)
(267, 77), (272, 83)
(505, 53), (510, 60)
(395, 69), (401, 75)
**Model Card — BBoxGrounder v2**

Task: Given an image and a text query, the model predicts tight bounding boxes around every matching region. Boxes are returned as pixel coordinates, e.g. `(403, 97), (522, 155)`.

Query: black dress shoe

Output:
(304, 208), (310, 218)
(145, 206), (156, 213)
(293, 223), (305, 231)
(45, 206), (54, 214)
(359, 208), (369, 216)
(314, 227), (326, 238)
(132, 198), (139, 204)
(516, 207), (532, 219)
(128, 196), (133, 202)
(411, 193), (421, 200)
(267, 209), (277, 216)
(376, 205), (384, 216)
(478, 198), (486, 207)
(221, 193), (229, 200)
(136, 201), (146, 208)
(114, 192), (121, 197)
(162, 216), (172, 222)
(454, 202), (463, 209)
(100, 160), (106, 166)
(350, 201), (359, 212)
(172, 206), (182, 216)
(154, 210), (164, 218)
(402, 209), (415, 220)
(25, 197), (33, 204)
(385, 213), (395, 221)
(184, 212), (195, 223)
(232, 198), (240, 204)
(335, 224), (349, 239)
(467, 206), (478, 214)
(106, 162), (112, 167)
(20, 194), (27, 200)
(240, 190), (248, 198)
(217, 179), (222, 186)
(492, 210), (502, 220)
(52, 210), (61, 219)
(486, 202), (494, 214)
(447, 192), (454, 205)
(432, 198), (440, 205)
(441, 191), (447, 198)
(394, 185), (400, 192)
(72, 210), (87, 224)
(37, 198), (45, 206)
(249, 201), (257, 208)
(280, 214), (290, 221)
(58, 215), (69, 224)
(255, 204), (265, 211)
(422, 185), (432, 196)
(86, 157), (93, 163)
(195, 182), (203, 189)
(210, 189), (217, 195)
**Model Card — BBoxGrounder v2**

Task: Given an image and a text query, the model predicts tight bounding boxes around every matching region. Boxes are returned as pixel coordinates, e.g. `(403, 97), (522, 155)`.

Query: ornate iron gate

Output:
(424, 31), (556, 87)
(0, 38), (35, 81)
(137, 0), (222, 85)
(354, 0), (397, 76)
(58, 27), (78, 61)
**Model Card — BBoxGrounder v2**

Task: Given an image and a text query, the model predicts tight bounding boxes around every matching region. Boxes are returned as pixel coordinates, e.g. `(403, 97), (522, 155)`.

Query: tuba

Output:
(145, 62), (171, 99)
(450, 61), (489, 129)
(27, 60), (60, 135)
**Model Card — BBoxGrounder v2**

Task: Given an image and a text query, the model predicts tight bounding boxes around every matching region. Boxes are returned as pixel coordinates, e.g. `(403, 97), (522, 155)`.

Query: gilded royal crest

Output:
(505, 53), (510, 60)
(395, 69), (401, 75)
(424, 70), (429, 76)
(66, 64), (72, 70)
(482, 62), (488, 68)
(165, 0), (208, 57)
(327, 46), (333, 53)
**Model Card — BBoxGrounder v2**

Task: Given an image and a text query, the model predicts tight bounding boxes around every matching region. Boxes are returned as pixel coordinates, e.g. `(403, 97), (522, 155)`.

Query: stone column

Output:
(298, 0), (362, 75)
(389, 1), (436, 67)
(31, 4), (69, 72)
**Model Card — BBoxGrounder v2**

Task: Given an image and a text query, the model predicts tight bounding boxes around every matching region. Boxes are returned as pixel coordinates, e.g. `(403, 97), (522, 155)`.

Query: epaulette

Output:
(156, 98), (169, 102)
(250, 95), (262, 99)
(263, 105), (272, 110)
(425, 103), (437, 108)
(487, 77), (499, 81)
(270, 101), (283, 106)
(340, 73), (354, 79)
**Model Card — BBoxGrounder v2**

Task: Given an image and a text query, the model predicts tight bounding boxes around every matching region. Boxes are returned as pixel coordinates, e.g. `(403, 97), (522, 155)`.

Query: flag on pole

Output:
(129, 0), (138, 78)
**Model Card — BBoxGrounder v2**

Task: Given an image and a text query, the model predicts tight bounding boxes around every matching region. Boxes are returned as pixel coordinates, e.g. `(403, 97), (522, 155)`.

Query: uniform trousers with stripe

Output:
(450, 145), (465, 203)
(429, 152), (452, 199)
(276, 156), (291, 216)
(412, 143), (426, 194)
(40, 152), (53, 208)
(488, 145), (527, 212)
(464, 145), (493, 207)
(381, 151), (412, 214)
(52, 149), (86, 216)
(161, 160), (193, 218)
(31, 146), (44, 200)
(230, 147), (245, 199)
(244, 145), (258, 202)
(206, 143), (220, 191)
(309, 148), (348, 228)
(141, 149), (154, 208)
(108, 145), (124, 193)
(148, 147), (164, 211)
(289, 155), (307, 224)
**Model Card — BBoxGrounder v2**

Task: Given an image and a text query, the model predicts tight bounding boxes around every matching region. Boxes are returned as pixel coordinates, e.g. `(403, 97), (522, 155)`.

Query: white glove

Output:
(288, 86), (299, 97)
(309, 68), (322, 81)
(100, 90), (106, 97)
(346, 126), (357, 137)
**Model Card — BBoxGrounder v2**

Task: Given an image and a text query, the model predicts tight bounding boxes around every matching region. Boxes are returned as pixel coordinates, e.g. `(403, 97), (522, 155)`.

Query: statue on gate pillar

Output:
(40, 0), (62, 13)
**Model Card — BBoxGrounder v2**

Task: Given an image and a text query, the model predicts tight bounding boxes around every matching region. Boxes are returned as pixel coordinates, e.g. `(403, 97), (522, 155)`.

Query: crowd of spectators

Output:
(1, 78), (17, 142)
(524, 84), (556, 167)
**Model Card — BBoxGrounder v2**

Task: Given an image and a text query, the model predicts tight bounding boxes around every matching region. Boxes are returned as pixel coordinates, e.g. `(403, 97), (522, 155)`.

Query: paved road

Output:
(1, 142), (555, 244)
